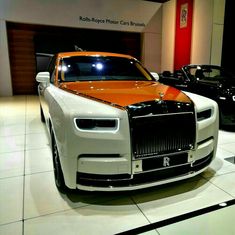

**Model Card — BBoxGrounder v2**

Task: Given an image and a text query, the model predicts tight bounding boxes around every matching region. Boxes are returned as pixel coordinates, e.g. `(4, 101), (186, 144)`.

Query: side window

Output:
(47, 56), (57, 84)
(50, 69), (56, 84)
(195, 69), (205, 80)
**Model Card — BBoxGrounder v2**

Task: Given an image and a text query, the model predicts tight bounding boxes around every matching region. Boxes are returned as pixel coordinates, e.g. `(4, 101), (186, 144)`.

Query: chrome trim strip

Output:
(132, 150), (189, 160)
(132, 111), (194, 119)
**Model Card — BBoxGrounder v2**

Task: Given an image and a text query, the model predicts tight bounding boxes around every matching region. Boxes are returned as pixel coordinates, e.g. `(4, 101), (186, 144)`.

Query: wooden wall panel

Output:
(7, 28), (37, 95)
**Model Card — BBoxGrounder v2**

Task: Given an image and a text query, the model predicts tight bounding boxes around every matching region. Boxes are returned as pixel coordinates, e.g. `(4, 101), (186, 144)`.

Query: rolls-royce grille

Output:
(131, 112), (196, 159)
(126, 100), (196, 159)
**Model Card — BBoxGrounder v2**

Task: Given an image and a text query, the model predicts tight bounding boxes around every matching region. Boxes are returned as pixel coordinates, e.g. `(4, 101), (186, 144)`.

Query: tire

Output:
(40, 105), (45, 123)
(51, 131), (67, 193)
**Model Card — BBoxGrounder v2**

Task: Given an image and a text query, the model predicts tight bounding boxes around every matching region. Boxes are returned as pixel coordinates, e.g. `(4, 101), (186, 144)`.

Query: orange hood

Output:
(59, 81), (191, 107)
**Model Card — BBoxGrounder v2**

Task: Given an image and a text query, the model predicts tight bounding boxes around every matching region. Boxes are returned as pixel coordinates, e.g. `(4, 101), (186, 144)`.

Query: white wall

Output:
(191, 0), (225, 65)
(0, 0), (162, 96)
(210, 0), (225, 65)
(161, 0), (176, 72)
(0, 0), (161, 32)
(0, 20), (12, 96)
(142, 6), (162, 72)
(191, 0), (214, 64)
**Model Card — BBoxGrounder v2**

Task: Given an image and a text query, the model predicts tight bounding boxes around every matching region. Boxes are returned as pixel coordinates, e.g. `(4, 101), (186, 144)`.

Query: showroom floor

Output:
(1, 95), (235, 235)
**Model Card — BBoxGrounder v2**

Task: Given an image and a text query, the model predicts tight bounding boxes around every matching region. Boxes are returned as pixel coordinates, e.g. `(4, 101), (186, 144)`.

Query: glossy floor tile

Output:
(0, 134), (25, 154)
(0, 151), (24, 178)
(157, 204), (235, 235)
(24, 198), (150, 235)
(24, 148), (53, 174)
(1, 95), (235, 235)
(0, 176), (23, 225)
(0, 222), (22, 235)
(131, 177), (233, 223)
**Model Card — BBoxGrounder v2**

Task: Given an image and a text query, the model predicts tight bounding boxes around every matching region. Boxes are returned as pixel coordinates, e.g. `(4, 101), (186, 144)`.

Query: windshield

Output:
(187, 66), (234, 82)
(58, 56), (154, 82)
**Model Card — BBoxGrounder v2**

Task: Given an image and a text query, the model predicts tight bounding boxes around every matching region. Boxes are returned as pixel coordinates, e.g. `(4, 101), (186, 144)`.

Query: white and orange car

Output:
(36, 51), (219, 192)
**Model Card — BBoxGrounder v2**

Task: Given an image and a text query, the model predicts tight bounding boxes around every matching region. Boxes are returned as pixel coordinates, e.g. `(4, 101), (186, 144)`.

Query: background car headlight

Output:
(74, 118), (119, 132)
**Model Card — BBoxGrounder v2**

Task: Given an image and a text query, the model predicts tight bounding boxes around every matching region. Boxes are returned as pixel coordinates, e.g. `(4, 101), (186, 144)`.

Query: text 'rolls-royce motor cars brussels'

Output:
(159, 65), (235, 127)
(36, 51), (219, 192)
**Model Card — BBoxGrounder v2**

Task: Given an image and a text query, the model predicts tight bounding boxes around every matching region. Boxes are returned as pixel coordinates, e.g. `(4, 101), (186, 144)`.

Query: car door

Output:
(190, 68), (220, 100)
(182, 67), (218, 100)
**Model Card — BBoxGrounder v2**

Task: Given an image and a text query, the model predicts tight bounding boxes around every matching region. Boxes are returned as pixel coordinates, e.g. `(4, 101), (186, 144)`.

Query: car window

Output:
(47, 56), (57, 83)
(188, 67), (224, 82)
(58, 56), (154, 82)
(188, 68), (197, 77)
(48, 56), (56, 73)
(35, 53), (53, 73)
(201, 68), (221, 80)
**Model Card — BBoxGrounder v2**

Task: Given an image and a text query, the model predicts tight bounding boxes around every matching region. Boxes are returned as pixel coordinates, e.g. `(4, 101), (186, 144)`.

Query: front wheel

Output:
(51, 131), (67, 193)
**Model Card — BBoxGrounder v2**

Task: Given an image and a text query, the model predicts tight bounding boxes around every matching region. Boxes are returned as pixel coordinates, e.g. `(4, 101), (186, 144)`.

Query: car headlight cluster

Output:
(74, 118), (119, 132)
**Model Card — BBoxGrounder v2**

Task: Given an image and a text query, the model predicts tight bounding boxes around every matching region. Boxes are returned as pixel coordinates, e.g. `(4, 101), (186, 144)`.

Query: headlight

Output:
(74, 118), (119, 132)
(197, 109), (212, 121)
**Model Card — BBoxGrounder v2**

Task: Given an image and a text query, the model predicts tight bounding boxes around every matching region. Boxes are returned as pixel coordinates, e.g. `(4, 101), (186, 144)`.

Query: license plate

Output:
(142, 153), (188, 171)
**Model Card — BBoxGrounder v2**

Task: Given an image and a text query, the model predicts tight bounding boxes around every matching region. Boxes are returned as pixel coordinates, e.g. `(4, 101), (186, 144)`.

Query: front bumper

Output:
(75, 135), (215, 191)
(76, 151), (213, 191)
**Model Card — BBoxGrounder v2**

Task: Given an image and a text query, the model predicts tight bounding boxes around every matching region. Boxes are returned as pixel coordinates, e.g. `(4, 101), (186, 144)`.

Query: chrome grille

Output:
(131, 112), (196, 159)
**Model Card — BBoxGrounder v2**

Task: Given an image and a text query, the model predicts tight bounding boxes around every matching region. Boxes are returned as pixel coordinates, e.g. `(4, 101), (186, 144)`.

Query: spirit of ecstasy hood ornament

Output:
(159, 92), (164, 100)
(155, 92), (165, 104)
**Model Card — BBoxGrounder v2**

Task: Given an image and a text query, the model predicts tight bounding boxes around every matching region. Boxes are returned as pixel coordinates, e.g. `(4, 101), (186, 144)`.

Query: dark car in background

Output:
(159, 65), (235, 127)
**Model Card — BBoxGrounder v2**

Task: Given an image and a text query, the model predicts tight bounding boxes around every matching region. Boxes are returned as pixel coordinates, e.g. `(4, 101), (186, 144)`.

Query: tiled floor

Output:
(1, 95), (235, 235)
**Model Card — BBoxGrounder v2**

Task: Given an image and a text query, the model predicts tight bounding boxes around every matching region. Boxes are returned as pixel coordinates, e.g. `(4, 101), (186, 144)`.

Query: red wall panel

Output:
(174, 0), (193, 71)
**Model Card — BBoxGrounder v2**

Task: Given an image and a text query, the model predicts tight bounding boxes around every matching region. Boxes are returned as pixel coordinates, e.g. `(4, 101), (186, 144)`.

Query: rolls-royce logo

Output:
(163, 157), (170, 167)
(233, 96), (235, 101)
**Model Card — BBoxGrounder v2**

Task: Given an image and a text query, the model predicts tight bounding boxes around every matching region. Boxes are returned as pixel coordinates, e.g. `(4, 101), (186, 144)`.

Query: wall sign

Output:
(180, 3), (188, 28)
(174, 0), (193, 71)
(79, 16), (146, 27)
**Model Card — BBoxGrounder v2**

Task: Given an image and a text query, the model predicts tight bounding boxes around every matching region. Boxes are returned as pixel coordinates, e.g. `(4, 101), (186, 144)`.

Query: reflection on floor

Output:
(0, 95), (235, 235)
(225, 156), (235, 164)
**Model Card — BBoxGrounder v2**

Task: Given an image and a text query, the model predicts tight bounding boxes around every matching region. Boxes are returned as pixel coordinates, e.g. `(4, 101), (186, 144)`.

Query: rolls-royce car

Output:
(36, 52), (219, 192)
(159, 65), (235, 127)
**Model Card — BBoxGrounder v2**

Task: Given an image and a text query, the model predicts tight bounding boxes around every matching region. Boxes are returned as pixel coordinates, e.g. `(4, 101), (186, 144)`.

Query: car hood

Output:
(59, 81), (192, 107)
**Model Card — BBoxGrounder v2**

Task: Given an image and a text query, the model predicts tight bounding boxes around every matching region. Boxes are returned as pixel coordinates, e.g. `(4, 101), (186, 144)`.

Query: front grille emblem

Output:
(163, 156), (170, 167)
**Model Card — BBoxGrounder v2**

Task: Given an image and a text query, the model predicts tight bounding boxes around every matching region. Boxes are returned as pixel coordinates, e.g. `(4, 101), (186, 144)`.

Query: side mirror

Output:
(150, 72), (159, 81)
(36, 72), (50, 84)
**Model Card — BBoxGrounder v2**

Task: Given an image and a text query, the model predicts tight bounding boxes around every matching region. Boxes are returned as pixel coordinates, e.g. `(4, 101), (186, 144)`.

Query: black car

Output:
(159, 65), (235, 127)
